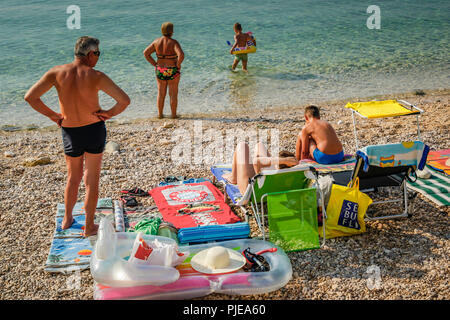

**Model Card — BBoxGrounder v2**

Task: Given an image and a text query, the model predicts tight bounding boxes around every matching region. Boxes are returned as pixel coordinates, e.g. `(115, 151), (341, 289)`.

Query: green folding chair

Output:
(266, 188), (320, 252)
(244, 166), (327, 247)
(212, 164), (328, 246)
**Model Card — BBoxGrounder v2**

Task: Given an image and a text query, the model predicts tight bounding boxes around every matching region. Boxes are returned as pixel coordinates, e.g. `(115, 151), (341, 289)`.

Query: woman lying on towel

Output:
(222, 142), (299, 195)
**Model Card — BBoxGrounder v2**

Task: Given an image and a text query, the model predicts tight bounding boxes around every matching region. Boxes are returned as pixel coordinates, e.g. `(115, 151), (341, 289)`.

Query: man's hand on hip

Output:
(94, 109), (113, 122)
(49, 112), (64, 127)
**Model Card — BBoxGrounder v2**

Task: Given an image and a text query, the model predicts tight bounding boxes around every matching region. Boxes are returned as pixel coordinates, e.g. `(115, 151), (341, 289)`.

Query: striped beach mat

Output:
(406, 167), (450, 207)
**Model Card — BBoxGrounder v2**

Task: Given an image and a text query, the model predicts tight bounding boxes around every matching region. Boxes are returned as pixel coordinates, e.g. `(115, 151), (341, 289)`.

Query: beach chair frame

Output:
(348, 99), (424, 150)
(347, 154), (416, 220)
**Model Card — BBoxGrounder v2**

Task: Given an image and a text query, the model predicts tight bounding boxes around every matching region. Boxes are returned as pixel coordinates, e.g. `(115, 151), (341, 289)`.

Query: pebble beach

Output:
(0, 89), (449, 300)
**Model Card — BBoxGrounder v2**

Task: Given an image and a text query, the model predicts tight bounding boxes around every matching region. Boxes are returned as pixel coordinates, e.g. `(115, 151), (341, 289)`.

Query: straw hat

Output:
(191, 246), (246, 274)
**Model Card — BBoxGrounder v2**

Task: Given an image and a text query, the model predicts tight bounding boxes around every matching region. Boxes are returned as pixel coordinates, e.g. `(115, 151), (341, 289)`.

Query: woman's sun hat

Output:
(190, 246), (246, 274)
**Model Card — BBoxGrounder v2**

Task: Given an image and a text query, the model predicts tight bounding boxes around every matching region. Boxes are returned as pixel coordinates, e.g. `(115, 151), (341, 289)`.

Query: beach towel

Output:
(426, 149), (450, 176)
(406, 166), (450, 207)
(356, 141), (429, 172)
(149, 181), (241, 229)
(45, 198), (114, 273)
(297, 154), (356, 173)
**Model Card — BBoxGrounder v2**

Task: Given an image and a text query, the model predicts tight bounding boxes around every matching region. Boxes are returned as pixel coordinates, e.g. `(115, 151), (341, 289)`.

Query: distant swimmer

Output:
(24, 36), (130, 237)
(229, 23), (256, 72)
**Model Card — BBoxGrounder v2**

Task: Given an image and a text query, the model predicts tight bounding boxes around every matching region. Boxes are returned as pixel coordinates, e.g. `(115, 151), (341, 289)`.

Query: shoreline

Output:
(2, 88), (449, 133)
(0, 88), (449, 300)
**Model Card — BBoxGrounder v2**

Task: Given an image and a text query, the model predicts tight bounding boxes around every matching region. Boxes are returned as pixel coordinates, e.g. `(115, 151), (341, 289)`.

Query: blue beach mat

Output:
(211, 164), (243, 204)
(178, 222), (250, 244)
(44, 198), (114, 273)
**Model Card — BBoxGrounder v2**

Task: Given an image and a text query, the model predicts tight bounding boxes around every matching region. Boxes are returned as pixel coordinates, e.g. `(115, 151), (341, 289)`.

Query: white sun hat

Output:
(190, 246), (246, 274)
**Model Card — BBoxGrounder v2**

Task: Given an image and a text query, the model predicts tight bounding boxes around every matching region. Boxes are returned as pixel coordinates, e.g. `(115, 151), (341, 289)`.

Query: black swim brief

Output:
(61, 121), (106, 157)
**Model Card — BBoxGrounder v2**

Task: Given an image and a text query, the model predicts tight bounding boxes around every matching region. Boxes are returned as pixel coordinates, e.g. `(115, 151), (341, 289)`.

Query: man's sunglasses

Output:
(78, 50), (101, 57)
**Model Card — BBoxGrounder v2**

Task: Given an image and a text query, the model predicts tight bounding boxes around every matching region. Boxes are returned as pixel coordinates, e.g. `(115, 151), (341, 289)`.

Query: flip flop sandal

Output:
(163, 176), (186, 183)
(120, 187), (149, 197)
(120, 195), (139, 207)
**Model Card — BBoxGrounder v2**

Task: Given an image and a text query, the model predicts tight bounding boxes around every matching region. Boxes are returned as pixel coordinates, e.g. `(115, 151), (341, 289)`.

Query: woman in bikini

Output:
(223, 142), (299, 195)
(143, 22), (184, 119)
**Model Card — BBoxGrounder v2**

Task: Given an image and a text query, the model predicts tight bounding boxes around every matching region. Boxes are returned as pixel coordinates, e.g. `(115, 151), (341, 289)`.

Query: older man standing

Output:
(24, 36), (130, 237)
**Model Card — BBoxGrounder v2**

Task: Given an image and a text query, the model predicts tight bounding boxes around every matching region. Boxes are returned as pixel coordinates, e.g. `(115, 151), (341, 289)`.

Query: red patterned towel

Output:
(149, 181), (241, 229)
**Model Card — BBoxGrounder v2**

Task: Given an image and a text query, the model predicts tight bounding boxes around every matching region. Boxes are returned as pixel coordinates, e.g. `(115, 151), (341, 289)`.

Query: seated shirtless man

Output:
(295, 105), (344, 164)
(223, 142), (299, 195)
(24, 36), (130, 237)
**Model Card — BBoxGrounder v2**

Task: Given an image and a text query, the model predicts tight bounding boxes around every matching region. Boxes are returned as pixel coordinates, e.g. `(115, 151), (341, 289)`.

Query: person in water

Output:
(229, 22), (256, 72)
(24, 36), (130, 237)
(295, 105), (344, 164)
(222, 142), (299, 195)
(143, 22), (185, 119)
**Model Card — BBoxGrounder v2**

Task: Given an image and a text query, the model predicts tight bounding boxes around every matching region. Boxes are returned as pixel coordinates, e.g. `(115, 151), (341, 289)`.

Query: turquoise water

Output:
(0, 0), (449, 127)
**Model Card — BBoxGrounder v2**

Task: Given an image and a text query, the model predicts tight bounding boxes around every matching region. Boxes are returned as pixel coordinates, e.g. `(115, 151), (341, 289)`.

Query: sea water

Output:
(0, 0), (448, 127)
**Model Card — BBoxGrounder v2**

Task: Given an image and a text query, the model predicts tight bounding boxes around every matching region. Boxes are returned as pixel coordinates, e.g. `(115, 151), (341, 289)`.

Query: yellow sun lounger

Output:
(345, 100), (422, 118)
(345, 99), (424, 149)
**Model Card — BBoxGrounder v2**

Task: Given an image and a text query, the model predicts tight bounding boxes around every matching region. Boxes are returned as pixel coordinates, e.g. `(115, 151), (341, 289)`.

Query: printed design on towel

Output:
(177, 203), (221, 216)
(379, 155), (395, 167)
(176, 203), (223, 226)
(162, 184), (215, 205)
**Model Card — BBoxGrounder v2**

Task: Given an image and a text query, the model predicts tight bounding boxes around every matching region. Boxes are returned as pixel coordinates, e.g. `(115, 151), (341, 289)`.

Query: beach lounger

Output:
(345, 100), (424, 150)
(331, 141), (430, 220)
(211, 165), (328, 245)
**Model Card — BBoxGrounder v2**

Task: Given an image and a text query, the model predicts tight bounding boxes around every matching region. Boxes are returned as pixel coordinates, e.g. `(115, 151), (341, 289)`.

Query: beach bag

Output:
(319, 178), (372, 238)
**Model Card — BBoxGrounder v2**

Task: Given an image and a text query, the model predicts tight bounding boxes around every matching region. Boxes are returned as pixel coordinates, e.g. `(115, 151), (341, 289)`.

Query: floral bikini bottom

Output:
(155, 66), (180, 80)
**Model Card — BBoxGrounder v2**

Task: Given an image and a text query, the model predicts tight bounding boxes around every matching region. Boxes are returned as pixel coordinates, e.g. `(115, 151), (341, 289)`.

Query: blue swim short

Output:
(313, 149), (344, 164)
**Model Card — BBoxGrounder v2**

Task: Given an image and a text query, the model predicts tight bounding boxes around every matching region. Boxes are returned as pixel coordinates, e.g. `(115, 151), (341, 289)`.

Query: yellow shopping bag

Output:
(319, 178), (373, 238)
